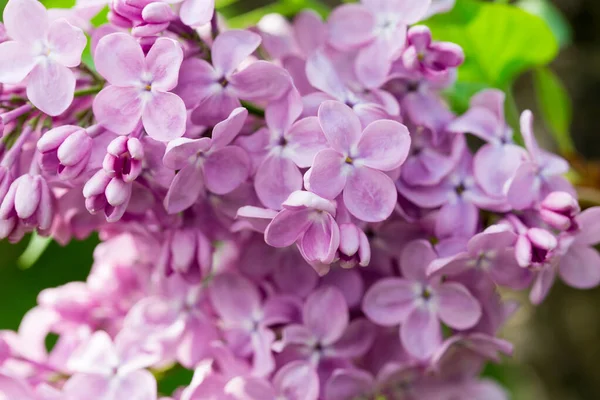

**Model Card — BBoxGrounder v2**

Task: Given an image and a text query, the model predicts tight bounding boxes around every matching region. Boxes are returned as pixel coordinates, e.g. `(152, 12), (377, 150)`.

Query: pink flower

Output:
(93, 33), (186, 142)
(64, 331), (159, 400)
(175, 30), (292, 126)
(0, 173), (54, 233)
(163, 107), (251, 214)
(264, 191), (340, 266)
(306, 101), (410, 222)
(327, 0), (431, 87)
(0, 0), (86, 115)
(362, 240), (482, 360)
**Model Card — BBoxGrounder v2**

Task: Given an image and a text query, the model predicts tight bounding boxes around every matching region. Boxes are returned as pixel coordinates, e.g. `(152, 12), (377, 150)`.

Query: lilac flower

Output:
(209, 273), (300, 377)
(265, 191), (340, 266)
(174, 0), (214, 28)
(540, 191), (580, 231)
(159, 226), (213, 283)
(64, 331), (160, 400)
(506, 110), (574, 209)
(0, 173), (54, 233)
(238, 89), (328, 209)
(362, 240), (482, 359)
(93, 33), (186, 142)
(0, 0), (86, 115)
(175, 30), (292, 126)
(163, 107), (251, 214)
(447, 89), (527, 199)
(327, 0), (431, 88)
(402, 25), (464, 81)
(276, 286), (375, 367)
(428, 225), (531, 289)
(306, 100), (410, 222)
(37, 125), (95, 181)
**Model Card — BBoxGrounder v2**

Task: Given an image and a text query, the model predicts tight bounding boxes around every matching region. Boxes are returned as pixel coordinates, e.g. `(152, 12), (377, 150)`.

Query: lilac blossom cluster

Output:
(0, 0), (598, 398)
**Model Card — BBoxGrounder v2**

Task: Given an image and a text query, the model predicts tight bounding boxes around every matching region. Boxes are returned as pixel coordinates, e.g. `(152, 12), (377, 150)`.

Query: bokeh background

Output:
(1, 0), (600, 399)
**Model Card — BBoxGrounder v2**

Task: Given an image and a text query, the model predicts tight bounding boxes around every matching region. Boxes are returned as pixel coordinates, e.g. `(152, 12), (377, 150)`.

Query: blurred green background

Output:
(2, 0), (600, 399)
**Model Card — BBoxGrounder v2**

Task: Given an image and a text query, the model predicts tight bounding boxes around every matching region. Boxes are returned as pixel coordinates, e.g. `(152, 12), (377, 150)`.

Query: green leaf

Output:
(41, 0), (75, 9)
(518, 0), (572, 48)
(426, 0), (559, 90)
(533, 66), (576, 155)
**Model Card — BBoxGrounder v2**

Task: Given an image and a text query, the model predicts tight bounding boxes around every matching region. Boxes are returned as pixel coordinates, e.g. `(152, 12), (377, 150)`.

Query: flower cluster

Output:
(0, 0), (598, 398)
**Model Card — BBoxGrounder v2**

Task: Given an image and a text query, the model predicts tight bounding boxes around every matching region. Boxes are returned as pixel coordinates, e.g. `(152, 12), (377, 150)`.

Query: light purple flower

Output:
(0, 0), (86, 115)
(276, 286), (375, 366)
(175, 29), (292, 126)
(64, 331), (159, 400)
(447, 89), (528, 199)
(306, 100), (410, 222)
(238, 89), (328, 210)
(209, 273), (300, 377)
(362, 240), (482, 360)
(506, 110), (574, 209)
(93, 33), (186, 142)
(428, 225), (531, 289)
(264, 191), (340, 266)
(37, 125), (94, 181)
(163, 107), (251, 214)
(327, 0), (431, 88)
(402, 25), (464, 80)
(0, 173), (54, 233)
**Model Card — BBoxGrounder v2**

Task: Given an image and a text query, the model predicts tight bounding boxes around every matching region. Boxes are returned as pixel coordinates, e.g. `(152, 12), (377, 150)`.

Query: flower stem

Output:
(74, 85), (104, 98)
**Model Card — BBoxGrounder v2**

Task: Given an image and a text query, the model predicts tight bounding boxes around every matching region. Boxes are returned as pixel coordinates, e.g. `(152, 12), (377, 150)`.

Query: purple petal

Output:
(212, 107), (248, 150)
(281, 190), (337, 214)
(0, 375), (36, 400)
(94, 32), (144, 85)
(265, 88), (303, 135)
(14, 175), (40, 219)
(559, 245), (600, 289)
(0, 41), (35, 84)
(250, 329), (276, 377)
(255, 154), (303, 210)
(27, 62), (75, 116)
(506, 162), (539, 210)
(46, 19), (87, 68)
(529, 266), (556, 305)
(325, 369), (373, 400)
(163, 164), (204, 214)
(273, 361), (319, 400)
(305, 50), (348, 101)
(191, 88), (242, 127)
(327, 4), (375, 50)
(299, 213), (340, 264)
(575, 207), (600, 246)
(362, 278), (417, 326)
(343, 166), (397, 222)
(355, 37), (393, 89)
(356, 120), (411, 171)
(520, 110), (541, 162)
(142, 91), (186, 141)
(264, 209), (312, 248)
(230, 61), (291, 102)
(285, 117), (328, 168)
(146, 37), (183, 92)
(93, 85), (143, 135)
(400, 306), (442, 360)
(328, 319), (375, 358)
(212, 30), (261, 76)
(173, 58), (219, 109)
(180, 0), (214, 27)
(436, 282), (482, 329)
(305, 149), (346, 200)
(293, 10), (326, 55)
(304, 286), (348, 346)
(163, 137), (212, 170)
(400, 239), (437, 281)
(318, 100), (362, 153)
(209, 273), (261, 322)
(447, 107), (501, 142)
(473, 144), (527, 197)
(225, 376), (276, 400)
(3, 0), (48, 44)
(435, 198), (479, 239)
(204, 146), (250, 195)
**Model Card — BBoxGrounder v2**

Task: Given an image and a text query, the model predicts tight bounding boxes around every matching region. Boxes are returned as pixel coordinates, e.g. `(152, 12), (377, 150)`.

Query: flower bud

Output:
(0, 174), (54, 231)
(84, 170), (132, 222)
(338, 223), (371, 268)
(38, 125), (93, 180)
(540, 191), (580, 231)
(103, 136), (144, 183)
(159, 227), (213, 283)
(142, 2), (177, 24)
(515, 227), (558, 268)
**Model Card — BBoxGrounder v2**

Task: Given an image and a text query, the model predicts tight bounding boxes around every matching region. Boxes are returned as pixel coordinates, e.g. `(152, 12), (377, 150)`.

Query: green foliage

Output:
(518, 0), (572, 48)
(533, 66), (576, 154)
(426, 0), (559, 113)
